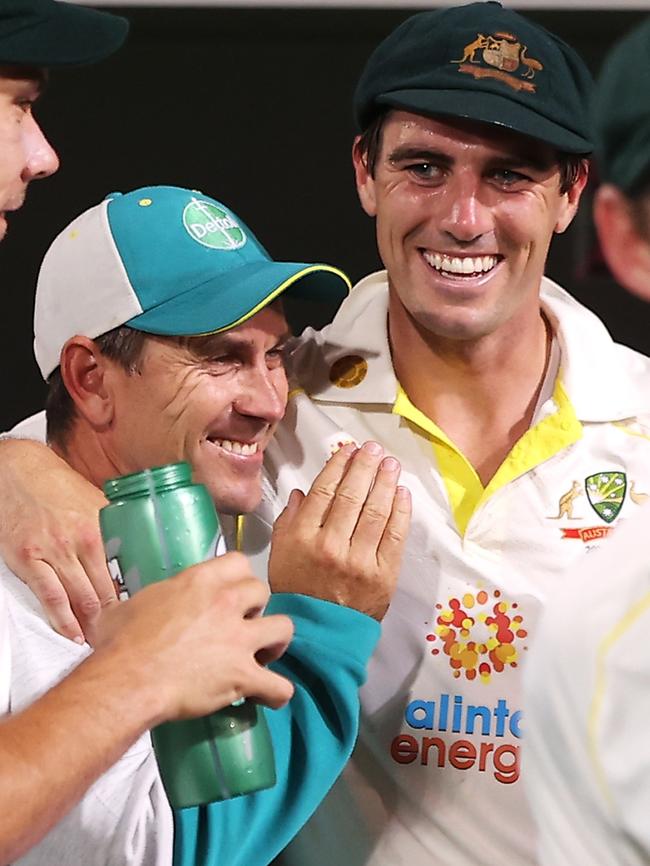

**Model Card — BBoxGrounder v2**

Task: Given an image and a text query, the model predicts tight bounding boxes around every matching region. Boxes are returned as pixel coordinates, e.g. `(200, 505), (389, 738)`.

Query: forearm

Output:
(0, 644), (165, 864)
(173, 594), (380, 866)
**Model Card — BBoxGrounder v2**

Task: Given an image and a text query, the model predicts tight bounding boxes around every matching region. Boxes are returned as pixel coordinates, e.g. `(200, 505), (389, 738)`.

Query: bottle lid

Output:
(103, 462), (192, 500)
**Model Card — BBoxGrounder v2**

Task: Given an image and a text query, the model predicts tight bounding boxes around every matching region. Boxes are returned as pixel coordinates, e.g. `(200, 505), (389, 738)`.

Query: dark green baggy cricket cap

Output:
(0, 0), (128, 67)
(354, 0), (594, 154)
(593, 17), (650, 194)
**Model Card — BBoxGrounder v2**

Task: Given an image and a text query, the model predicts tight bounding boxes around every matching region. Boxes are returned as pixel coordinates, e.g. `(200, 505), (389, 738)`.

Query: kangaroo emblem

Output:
(629, 480), (649, 505)
(520, 45), (543, 79)
(549, 481), (583, 520)
(452, 34), (490, 64)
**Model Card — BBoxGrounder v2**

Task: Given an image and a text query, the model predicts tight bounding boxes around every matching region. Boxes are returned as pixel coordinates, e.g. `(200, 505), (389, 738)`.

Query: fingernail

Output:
(381, 456), (400, 472)
(397, 486), (411, 499)
(362, 441), (383, 455)
(73, 635), (85, 645)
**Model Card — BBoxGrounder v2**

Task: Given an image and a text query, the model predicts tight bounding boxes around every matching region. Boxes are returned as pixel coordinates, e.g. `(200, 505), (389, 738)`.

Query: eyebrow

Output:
(388, 146), (453, 166)
(187, 328), (292, 358)
(0, 65), (47, 98)
(387, 145), (554, 174)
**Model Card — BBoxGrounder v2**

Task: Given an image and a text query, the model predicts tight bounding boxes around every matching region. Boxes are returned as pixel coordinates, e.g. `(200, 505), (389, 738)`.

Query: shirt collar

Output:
(293, 270), (650, 421)
(540, 276), (650, 421)
(291, 270), (398, 405)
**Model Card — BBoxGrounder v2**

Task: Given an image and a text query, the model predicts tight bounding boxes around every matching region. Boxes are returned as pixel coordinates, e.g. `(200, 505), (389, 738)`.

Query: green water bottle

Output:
(99, 461), (276, 808)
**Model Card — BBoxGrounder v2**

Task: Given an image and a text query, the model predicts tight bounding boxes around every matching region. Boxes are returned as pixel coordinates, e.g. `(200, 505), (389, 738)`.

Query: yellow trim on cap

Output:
(288, 387), (305, 401)
(194, 265), (351, 337)
(393, 379), (582, 535)
(588, 589), (650, 808)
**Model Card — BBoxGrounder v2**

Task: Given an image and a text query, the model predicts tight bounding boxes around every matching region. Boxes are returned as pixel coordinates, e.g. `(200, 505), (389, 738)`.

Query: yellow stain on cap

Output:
(139, 198), (152, 207)
(329, 355), (368, 388)
(69, 230), (79, 239)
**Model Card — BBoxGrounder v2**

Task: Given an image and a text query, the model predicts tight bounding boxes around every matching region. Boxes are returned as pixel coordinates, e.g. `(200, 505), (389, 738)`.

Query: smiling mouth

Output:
(421, 251), (501, 277)
(206, 438), (260, 456)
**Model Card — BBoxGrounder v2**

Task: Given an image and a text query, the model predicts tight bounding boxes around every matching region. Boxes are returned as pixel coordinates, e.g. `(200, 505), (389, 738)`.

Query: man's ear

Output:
(593, 184), (650, 302)
(352, 135), (378, 217)
(554, 160), (590, 234)
(59, 337), (114, 428)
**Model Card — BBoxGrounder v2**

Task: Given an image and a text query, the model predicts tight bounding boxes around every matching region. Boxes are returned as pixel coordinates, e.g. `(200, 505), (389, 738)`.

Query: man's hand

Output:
(95, 552), (295, 720)
(268, 441), (411, 621)
(0, 440), (113, 643)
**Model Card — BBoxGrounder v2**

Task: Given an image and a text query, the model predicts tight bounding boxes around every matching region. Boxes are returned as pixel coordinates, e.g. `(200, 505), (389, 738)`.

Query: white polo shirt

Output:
(242, 271), (650, 866)
(3, 562), (173, 866)
(524, 500), (650, 866)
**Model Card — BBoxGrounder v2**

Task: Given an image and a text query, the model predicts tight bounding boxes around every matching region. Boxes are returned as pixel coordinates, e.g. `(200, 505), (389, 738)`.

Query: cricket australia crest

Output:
(585, 472), (627, 524)
(452, 31), (544, 93)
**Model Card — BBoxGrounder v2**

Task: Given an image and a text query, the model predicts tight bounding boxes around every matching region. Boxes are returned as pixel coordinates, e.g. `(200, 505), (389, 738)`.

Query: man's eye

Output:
(407, 162), (443, 181)
(266, 346), (288, 366)
(15, 99), (34, 115)
(491, 169), (531, 186)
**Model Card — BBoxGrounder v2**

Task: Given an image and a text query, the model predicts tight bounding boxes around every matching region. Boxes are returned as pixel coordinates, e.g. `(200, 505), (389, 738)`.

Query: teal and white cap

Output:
(34, 185), (351, 380)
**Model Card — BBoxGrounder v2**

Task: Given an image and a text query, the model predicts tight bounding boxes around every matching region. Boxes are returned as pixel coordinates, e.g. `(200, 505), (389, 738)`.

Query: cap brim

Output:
(1, 4), (128, 67)
(377, 89), (593, 154)
(125, 261), (351, 336)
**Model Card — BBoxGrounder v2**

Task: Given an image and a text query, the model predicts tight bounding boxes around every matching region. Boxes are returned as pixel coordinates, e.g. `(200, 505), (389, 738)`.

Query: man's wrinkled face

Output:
(107, 302), (290, 515)
(0, 66), (59, 241)
(353, 111), (585, 345)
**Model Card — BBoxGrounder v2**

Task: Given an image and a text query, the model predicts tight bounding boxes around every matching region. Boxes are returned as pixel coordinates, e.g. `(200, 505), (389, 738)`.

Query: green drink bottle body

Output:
(99, 462), (276, 809)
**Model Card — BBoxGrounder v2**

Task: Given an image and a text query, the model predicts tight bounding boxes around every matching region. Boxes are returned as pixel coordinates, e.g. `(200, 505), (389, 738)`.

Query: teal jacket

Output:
(173, 593), (380, 866)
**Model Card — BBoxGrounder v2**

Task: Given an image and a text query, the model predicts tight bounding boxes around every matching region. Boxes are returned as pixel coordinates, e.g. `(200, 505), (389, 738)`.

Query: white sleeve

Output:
(4, 410), (47, 443)
(4, 566), (173, 866)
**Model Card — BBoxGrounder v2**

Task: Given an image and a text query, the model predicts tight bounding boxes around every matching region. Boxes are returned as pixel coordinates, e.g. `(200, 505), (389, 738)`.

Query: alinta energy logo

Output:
(426, 589), (528, 683)
(183, 198), (247, 250)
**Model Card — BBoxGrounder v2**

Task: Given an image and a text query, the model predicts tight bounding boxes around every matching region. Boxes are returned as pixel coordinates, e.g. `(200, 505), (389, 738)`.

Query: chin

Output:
(209, 486), (262, 517)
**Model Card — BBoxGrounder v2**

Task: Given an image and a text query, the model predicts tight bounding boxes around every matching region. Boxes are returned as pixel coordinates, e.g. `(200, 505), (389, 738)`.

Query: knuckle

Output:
(76, 594), (101, 618)
(361, 503), (389, 524)
(310, 481), (337, 501)
(16, 544), (43, 564)
(37, 584), (68, 610)
(335, 487), (364, 508)
(385, 526), (407, 544)
(77, 526), (103, 554)
(317, 535), (342, 565)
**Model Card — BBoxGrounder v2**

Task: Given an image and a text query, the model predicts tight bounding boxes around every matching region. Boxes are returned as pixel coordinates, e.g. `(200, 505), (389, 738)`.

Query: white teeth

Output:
(212, 439), (259, 455)
(422, 251), (498, 275)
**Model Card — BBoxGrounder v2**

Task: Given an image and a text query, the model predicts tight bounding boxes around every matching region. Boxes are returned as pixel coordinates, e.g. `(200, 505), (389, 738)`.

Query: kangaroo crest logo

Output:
(585, 472), (627, 524)
(452, 31), (543, 93)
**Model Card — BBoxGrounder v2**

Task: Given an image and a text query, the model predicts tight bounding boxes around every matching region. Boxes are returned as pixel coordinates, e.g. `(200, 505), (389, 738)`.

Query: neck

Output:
(51, 422), (123, 491)
(389, 293), (552, 486)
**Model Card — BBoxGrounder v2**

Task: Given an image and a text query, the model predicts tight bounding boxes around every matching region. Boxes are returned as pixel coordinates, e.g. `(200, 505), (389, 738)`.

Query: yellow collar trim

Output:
(392, 380), (582, 535)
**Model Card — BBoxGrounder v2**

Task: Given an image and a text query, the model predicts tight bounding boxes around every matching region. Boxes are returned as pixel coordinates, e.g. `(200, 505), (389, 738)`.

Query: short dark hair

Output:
(354, 111), (588, 194)
(45, 326), (149, 449)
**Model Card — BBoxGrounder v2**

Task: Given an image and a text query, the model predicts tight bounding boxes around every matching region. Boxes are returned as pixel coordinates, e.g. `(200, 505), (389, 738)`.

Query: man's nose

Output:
(21, 115), (60, 181)
(437, 174), (493, 244)
(234, 366), (287, 424)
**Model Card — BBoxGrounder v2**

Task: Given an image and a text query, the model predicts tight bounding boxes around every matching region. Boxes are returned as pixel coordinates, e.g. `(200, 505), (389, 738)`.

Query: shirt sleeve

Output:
(3, 410), (47, 442)
(172, 593), (380, 866)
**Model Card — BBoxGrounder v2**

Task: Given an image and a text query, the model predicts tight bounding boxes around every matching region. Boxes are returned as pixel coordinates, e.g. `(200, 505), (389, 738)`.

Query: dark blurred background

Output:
(1, 5), (648, 430)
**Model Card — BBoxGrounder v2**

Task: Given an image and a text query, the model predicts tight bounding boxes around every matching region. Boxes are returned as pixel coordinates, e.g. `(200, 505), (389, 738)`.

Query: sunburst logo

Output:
(426, 590), (528, 684)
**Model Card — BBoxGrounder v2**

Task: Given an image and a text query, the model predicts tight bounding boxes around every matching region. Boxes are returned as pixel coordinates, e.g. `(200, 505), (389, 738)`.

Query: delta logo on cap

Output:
(182, 197), (247, 250)
(451, 30), (544, 93)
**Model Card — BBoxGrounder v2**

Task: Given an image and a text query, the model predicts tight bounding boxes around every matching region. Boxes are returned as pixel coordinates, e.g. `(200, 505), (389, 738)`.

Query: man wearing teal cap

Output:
(0, 5), (298, 863)
(4, 184), (409, 866)
(524, 17), (650, 866)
